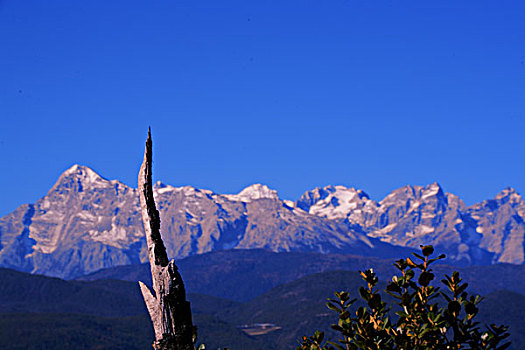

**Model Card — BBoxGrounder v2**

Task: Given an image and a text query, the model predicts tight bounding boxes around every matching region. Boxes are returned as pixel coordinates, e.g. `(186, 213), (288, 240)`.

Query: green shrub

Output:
(297, 245), (510, 350)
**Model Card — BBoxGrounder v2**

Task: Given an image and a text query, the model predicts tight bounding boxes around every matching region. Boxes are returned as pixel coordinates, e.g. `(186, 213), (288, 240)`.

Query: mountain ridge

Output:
(1, 164), (524, 278)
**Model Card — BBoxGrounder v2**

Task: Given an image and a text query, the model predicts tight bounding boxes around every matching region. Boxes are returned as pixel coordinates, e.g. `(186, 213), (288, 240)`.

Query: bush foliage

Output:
(297, 245), (510, 350)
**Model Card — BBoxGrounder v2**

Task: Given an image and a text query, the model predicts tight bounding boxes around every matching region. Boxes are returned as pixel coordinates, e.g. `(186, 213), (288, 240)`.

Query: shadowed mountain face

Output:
(1, 165), (524, 278)
(77, 249), (525, 303)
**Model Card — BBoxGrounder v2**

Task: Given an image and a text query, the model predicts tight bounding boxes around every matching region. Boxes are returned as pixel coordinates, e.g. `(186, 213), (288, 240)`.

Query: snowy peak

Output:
(297, 185), (377, 223)
(423, 182), (445, 199)
(62, 164), (105, 183)
(153, 182), (214, 197)
(296, 186), (336, 212)
(49, 164), (113, 195)
(2, 162), (525, 282)
(466, 187), (525, 264)
(231, 184), (279, 202)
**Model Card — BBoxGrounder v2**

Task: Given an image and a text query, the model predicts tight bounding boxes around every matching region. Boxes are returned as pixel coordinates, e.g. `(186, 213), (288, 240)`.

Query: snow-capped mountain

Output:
(0, 165), (145, 278)
(0, 165), (384, 279)
(362, 183), (487, 264)
(297, 185), (378, 224)
(467, 188), (525, 264)
(296, 183), (525, 265)
(1, 165), (524, 279)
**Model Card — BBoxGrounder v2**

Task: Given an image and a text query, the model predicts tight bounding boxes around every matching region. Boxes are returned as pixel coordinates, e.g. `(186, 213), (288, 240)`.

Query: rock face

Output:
(468, 188), (525, 264)
(364, 183), (481, 264)
(298, 183), (525, 265)
(297, 185), (378, 224)
(0, 165), (145, 278)
(0, 166), (379, 279)
(1, 166), (524, 279)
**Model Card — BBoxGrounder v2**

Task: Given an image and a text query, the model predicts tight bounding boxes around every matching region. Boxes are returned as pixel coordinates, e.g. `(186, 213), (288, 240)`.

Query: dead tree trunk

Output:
(138, 128), (194, 350)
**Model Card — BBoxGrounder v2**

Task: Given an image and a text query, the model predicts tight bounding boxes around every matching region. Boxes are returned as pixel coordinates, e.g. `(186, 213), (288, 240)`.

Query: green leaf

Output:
(394, 259), (408, 270)
(359, 286), (369, 300)
(464, 301), (478, 315)
(448, 300), (461, 315)
(406, 257), (418, 268)
(331, 324), (343, 332)
(418, 271), (434, 287)
(368, 293), (381, 309)
(441, 292), (452, 302)
(421, 245), (434, 257)
(386, 282), (401, 293)
(326, 301), (342, 313)
(456, 282), (468, 296)
(313, 330), (324, 343)
(339, 311), (350, 320)
(412, 253), (425, 260)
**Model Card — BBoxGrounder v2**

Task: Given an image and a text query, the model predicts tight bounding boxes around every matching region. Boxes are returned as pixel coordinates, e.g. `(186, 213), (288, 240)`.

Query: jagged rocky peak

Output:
(470, 187), (524, 214)
(296, 185), (377, 222)
(467, 187), (525, 264)
(60, 164), (105, 183)
(225, 184), (279, 202)
(367, 182), (470, 261)
(424, 182), (445, 197)
(153, 182), (214, 198)
(296, 186), (336, 212)
(418, 182), (448, 207)
(494, 187), (523, 205)
(48, 164), (115, 195)
(2, 160), (525, 280)
(374, 182), (457, 231)
(298, 185), (371, 208)
(381, 182), (446, 205)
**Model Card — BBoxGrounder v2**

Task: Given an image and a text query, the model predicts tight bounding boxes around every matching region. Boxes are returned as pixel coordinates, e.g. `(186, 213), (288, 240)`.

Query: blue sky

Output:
(1, 0), (524, 216)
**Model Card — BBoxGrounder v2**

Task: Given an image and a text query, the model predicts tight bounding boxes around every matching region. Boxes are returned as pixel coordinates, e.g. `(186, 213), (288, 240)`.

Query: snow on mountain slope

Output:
(223, 184), (279, 202)
(297, 185), (378, 224)
(296, 183), (525, 265)
(0, 166), (384, 279)
(0, 165), (145, 278)
(365, 183), (481, 263)
(1, 166), (524, 279)
(468, 188), (525, 264)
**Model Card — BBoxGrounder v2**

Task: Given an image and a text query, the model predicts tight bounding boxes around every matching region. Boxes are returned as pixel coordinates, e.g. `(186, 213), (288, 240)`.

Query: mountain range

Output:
(1, 164), (524, 279)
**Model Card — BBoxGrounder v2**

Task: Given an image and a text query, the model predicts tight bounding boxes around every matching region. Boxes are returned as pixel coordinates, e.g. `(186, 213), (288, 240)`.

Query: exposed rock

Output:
(297, 183), (525, 265)
(468, 187), (525, 264)
(1, 169), (525, 278)
(0, 165), (144, 278)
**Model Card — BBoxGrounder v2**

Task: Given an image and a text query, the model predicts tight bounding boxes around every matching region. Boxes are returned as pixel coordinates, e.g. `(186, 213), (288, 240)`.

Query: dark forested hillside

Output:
(1, 256), (525, 349)
(78, 249), (525, 301)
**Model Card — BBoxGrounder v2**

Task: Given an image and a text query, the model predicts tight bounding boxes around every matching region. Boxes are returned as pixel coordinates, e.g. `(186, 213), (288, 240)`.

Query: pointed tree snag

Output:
(138, 129), (194, 350)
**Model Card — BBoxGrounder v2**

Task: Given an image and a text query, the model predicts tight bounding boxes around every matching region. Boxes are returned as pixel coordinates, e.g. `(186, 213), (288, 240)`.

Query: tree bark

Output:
(138, 128), (194, 350)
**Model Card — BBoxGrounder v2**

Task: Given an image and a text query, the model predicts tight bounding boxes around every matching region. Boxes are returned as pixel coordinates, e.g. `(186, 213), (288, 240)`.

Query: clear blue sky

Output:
(1, 0), (524, 216)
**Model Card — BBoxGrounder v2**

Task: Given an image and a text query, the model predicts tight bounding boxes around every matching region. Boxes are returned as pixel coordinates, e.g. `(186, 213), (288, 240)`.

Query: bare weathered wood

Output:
(138, 128), (194, 350)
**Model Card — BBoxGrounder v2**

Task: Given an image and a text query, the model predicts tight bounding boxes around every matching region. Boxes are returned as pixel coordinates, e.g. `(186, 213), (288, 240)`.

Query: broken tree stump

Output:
(138, 129), (194, 350)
